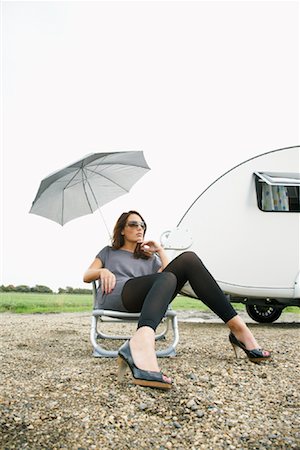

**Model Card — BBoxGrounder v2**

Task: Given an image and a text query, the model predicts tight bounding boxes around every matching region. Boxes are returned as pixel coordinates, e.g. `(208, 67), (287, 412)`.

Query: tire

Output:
(246, 304), (283, 323)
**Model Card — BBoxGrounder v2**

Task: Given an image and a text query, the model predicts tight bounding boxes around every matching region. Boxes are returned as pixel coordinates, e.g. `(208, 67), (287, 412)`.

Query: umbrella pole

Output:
(98, 208), (112, 241)
(82, 173), (112, 241)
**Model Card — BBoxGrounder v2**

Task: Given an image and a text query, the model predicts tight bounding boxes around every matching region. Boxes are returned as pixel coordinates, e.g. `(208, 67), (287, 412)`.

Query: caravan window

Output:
(254, 172), (300, 212)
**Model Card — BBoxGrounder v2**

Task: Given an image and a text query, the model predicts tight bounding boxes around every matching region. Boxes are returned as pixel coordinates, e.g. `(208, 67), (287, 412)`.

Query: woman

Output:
(84, 211), (271, 390)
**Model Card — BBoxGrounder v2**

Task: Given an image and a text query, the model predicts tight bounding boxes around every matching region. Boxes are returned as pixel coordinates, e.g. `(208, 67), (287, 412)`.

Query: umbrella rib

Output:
(82, 169), (98, 211)
(91, 161), (149, 170)
(85, 167), (132, 193)
(61, 161), (148, 192)
(61, 167), (133, 193)
(63, 167), (83, 189)
(61, 166), (85, 224)
(60, 164), (134, 223)
(88, 161), (149, 176)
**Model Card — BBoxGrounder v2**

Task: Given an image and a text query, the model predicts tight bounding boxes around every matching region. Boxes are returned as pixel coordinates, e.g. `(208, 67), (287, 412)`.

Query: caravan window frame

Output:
(254, 172), (300, 212)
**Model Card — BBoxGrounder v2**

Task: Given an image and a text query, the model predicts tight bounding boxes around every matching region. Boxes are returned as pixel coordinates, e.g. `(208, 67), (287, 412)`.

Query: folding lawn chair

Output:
(90, 280), (179, 357)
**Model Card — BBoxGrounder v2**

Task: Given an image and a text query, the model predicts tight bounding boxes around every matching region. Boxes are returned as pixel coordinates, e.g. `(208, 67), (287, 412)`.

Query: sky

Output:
(1, 0), (299, 291)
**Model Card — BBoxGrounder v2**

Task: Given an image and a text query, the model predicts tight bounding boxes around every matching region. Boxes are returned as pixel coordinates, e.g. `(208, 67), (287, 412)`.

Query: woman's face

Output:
(122, 213), (146, 244)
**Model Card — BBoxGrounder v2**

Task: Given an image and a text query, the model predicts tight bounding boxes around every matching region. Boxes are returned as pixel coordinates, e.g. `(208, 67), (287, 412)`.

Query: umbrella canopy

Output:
(29, 151), (150, 225)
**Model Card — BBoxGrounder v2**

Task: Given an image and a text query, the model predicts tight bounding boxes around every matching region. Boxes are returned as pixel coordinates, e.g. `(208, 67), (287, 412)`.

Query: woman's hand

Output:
(99, 268), (116, 294)
(140, 240), (163, 255)
(83, 260), (116, 294)
(140, 240), (169, 270)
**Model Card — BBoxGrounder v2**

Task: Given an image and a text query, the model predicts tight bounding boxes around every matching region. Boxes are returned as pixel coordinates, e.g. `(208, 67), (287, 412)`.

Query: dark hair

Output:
(111, 210), (149, 259)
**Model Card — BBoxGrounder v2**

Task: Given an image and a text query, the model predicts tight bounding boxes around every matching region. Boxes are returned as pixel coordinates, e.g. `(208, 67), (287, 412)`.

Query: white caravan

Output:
(162, 146), (300, 322)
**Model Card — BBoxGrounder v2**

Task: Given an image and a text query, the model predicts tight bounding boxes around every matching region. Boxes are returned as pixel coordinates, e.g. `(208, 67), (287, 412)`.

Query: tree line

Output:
(0, 285), (93, 294)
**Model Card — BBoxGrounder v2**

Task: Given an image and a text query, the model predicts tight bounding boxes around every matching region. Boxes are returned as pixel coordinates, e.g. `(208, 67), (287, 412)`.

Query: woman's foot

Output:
(227, 316), (271, 362)
(129, 327), (171, 384)
(229, 332), (271, 362)
(118, 339), (172, 389)
(227, 315), (261, 350)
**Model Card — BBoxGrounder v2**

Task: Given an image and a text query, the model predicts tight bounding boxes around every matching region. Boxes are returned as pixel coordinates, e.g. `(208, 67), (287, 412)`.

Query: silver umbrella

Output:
(29, 151), (150, 226)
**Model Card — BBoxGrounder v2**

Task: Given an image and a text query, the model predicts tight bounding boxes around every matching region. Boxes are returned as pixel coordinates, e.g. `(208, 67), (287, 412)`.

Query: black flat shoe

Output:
(229, 332), (272, 363)
(117, 341), (172, 390)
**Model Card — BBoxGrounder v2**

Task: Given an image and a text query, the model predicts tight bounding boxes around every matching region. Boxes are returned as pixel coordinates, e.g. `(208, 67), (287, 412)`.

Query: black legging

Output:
(121, 251), (237, 330)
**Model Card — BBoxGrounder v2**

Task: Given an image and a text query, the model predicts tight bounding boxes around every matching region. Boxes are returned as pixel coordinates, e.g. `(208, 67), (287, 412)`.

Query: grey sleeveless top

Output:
(95, 246), (162, 311)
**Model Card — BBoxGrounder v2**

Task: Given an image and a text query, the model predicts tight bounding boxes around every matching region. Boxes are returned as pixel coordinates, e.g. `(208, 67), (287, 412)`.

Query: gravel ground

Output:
(0, 312), (299, 449)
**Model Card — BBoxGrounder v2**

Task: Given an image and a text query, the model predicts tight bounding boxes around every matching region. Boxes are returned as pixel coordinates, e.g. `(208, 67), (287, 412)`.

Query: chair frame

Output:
(90, 281), (179, 358)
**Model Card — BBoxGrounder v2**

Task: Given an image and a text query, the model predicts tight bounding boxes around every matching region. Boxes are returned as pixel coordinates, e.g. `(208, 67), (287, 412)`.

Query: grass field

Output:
(0, 292), (93, 314)
(0, 292), (299, 314)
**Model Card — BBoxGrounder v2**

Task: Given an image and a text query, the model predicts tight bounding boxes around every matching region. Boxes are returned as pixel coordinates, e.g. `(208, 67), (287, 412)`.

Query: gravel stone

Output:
(0, 312), (299, 449)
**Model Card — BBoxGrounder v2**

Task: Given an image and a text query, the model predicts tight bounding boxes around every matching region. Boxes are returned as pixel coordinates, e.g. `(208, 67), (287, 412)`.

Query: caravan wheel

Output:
(246, 304), (283, 323)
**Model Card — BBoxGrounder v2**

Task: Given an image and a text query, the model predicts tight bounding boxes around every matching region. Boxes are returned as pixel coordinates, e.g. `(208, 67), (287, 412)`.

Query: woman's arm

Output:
(156, 246), (169, 271)
(83, 258), (116, 294)
(83, 257), (103, 283)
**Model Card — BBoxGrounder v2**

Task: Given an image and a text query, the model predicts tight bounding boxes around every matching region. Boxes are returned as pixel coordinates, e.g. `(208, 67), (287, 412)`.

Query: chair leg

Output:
(156, 316), (179, 357)
(90, 316), (119, 357)
(155, 319), (169, 341)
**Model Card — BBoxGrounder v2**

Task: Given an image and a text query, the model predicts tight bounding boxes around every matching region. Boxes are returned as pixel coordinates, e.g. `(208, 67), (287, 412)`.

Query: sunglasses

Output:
(126, 220), (146, 229)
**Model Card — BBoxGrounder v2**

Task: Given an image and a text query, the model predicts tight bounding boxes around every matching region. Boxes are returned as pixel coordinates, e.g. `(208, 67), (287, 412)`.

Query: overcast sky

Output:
(1, 0), (299, 291)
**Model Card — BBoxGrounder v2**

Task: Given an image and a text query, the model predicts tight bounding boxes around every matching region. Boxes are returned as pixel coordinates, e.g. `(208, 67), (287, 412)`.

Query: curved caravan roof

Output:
(175, 146), (300, 299)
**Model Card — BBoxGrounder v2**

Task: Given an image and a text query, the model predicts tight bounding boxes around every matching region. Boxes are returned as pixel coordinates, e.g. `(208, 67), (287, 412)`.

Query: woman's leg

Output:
(164, 251), (237, 323)
(122, 272), (177, 330)
(164, 252), (264, 350)
(121, 272), (177, 373)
